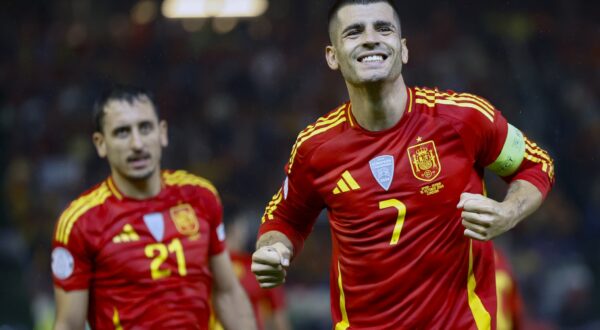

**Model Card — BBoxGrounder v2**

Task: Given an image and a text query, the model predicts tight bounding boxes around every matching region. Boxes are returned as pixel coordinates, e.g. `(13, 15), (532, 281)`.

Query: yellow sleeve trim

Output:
(414, 88), (495, 122)
(55, 182), (112, 244)
(487, 124), (525, 176)
(288, 105), (348, 173)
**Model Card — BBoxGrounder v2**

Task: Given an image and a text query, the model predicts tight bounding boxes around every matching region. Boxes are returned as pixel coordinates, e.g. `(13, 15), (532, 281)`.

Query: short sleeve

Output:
(446, 92), (554, 197)
(258, 138), (325, 255)
(51, 220), (93, 291)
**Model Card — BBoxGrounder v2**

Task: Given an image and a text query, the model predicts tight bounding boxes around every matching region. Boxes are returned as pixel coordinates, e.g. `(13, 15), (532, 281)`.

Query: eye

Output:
(377, 26), (393, 34)
(113, 127), (130, 138)
(139, 122), (154, 134)
(344, 30), (360, 39)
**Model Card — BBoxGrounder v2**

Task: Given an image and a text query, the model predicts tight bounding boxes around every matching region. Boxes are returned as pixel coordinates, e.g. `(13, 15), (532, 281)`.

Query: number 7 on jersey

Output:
(379, 199), (407, 245)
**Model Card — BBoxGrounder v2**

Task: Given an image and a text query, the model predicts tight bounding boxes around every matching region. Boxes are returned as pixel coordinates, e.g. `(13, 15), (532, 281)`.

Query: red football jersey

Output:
(259, 87), (554, 329)
(495, 249), (524, 330)
(51, 170), (226, 329)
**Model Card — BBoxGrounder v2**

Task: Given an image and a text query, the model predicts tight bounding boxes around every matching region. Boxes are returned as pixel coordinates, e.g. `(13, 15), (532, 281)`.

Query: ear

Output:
(93, 132), (107, 158)
(325, 45), (339, 70)
(401, 38), (409, 64)
(159, 120), (169, 147)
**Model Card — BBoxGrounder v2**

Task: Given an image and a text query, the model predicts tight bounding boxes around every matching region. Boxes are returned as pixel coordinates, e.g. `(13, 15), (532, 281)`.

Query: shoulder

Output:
(412, 86), (497, 125)
(287, 103), (351, 173)
(162, 169), (219, 199)
(54, 180), (114, 245)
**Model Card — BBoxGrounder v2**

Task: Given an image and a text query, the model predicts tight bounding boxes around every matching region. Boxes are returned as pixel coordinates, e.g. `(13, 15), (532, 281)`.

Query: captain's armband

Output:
(486, 123), (525, 176)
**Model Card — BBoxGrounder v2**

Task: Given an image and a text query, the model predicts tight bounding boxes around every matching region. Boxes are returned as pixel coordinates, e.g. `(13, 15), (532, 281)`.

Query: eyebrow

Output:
(342, 23), (364, 35)
(374, 20), (395, 29)
(341, 20), (396, 35)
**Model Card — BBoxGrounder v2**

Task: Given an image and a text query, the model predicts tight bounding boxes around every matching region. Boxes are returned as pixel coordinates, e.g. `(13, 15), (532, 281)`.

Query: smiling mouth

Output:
(357, 54), (388, 63)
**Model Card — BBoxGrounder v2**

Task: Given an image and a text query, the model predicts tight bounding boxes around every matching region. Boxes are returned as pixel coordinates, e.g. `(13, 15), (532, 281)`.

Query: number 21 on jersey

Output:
(379, 199), (407, 245)
(145, 238), (187, 280)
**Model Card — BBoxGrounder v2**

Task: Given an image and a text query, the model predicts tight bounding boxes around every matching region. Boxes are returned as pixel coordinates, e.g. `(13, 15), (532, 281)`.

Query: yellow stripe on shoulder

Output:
(414, 88), (495, 122)
(163, 170), (219, 197)
(56, 182), (112, 244)
(288, 105), (349, 174)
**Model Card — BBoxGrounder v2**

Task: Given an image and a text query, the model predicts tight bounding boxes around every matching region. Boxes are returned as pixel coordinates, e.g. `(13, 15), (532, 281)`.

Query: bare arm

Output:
(211, 251), (257, 330)
(458, 179), (543, 241)
(53, 287), (88, 330)
(251, 231), (293, 288)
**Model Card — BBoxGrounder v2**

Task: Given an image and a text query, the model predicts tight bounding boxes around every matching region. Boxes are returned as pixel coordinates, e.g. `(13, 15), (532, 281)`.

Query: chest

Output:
(92, 199), (212, 281)
(312, 117), (479, 220)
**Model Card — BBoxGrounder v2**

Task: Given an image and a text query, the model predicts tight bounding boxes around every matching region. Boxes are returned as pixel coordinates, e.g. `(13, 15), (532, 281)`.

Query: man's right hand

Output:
(251, 242), (291, 288)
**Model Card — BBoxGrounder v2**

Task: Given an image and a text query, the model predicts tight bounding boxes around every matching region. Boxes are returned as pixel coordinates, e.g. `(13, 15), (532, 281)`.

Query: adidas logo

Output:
(333, 170), (361, 194)
(112, 224), (140, 243)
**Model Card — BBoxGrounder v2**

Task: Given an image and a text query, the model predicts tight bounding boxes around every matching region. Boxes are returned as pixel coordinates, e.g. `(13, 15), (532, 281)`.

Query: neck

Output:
(111, 168), (162, 199)
(346, 76), (408, 131)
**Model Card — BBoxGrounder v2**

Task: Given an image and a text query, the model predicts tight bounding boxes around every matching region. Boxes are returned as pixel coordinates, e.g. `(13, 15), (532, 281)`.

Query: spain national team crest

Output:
(407, 140), (441, 182)
(170, 204), (200, 238)
(369, 155), (394, 191)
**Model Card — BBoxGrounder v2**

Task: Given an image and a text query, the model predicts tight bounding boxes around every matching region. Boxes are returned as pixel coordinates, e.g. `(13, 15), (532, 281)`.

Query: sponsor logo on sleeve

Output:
(51, 247), (74, 280)
(216, 223), (226, 242)
(283, 176), (289, 200)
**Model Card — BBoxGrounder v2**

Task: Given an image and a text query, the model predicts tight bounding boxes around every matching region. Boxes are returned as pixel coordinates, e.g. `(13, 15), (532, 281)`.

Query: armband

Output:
(487, 123), (525, 176)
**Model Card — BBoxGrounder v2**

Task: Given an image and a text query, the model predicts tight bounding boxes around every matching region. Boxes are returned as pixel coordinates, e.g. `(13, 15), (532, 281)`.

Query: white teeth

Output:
(362, 55), (384, 62)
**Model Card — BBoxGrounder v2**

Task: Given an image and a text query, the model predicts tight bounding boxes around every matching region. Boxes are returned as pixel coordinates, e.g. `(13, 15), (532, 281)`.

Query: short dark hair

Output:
(93, 85), (158, 133)
(327, 0), (402, 40)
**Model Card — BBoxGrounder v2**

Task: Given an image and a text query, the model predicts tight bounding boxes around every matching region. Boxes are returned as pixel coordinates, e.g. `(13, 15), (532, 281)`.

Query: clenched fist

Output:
(251, 242), (291, 288)
(457, 192), (516, 241)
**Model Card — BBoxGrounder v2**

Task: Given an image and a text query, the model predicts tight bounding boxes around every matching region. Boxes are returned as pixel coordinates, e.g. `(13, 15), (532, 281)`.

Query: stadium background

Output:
(0, 0), (598, 329)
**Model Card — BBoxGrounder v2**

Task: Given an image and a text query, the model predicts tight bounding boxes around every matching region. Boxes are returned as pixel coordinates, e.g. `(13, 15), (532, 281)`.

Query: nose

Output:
(130, 129), (144, 150)
(361, 27), (381, 47)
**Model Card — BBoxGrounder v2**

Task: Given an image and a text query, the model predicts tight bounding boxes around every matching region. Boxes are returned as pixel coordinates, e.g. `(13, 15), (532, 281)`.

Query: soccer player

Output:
(251, 0), (554, 329)
(51, 86), (256, 330)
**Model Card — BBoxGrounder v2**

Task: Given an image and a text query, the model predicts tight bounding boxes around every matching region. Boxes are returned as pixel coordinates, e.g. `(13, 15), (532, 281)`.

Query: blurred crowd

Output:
(0, 0), (598, 329)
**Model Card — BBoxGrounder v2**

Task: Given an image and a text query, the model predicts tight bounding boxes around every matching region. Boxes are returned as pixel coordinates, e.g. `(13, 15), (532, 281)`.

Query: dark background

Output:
(0, 0), (598, 329)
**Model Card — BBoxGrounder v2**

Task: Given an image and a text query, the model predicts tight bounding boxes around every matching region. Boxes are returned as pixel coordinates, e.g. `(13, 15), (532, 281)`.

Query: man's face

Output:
(326, 2), (408, 85)
(93, 97), (168, 182)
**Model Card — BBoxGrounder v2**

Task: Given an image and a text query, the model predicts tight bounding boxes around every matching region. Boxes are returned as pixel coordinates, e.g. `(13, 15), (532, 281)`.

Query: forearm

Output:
(501, 179), (543, 228)
(213, 284), (256, 330)
(256, 230), (294, 257)
(53, 288), (88, 330)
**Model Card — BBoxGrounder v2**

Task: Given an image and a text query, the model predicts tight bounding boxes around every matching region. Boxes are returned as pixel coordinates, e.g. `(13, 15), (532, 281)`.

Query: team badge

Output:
(170, 204), (200, 238)
(407, 140), (441, 182)
(369, 155), (394, 191)
(51, 247), (74, 280)
(143, 213), (165, 242)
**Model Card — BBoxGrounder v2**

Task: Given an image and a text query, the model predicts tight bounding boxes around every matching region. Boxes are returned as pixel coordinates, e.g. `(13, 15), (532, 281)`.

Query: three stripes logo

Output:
(112, 224), (140, 243)
(333, 170), (361, 195)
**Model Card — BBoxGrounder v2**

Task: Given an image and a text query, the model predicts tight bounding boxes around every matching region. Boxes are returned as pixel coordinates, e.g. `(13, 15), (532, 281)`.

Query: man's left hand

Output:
(457, 192), (516, 241)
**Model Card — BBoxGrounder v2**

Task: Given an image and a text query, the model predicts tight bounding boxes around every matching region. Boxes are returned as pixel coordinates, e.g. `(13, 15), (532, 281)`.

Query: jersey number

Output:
(379, 199), (407, 245)
(144, 238), (188, 280)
